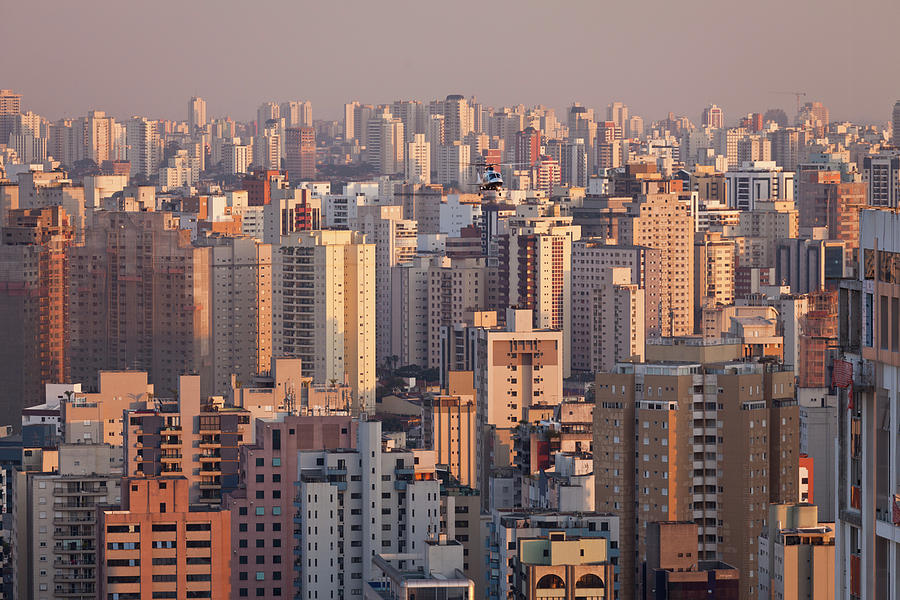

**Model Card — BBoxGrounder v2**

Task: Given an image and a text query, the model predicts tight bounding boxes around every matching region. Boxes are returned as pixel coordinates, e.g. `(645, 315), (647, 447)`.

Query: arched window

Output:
(575, 573), (605, 588)
(536, 574), (565, 589)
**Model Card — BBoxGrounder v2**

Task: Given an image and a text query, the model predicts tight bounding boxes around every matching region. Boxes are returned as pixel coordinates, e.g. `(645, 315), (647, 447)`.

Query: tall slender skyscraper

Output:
(892, 100), (900, 146)
(188, 96), (207, 130)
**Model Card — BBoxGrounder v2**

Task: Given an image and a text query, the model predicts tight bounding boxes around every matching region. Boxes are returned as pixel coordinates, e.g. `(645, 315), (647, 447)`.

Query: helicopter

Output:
(467, 161), (534, 192)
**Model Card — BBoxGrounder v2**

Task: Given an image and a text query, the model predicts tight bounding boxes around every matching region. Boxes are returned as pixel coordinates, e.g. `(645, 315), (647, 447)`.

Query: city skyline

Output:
(2, 0), (896, 124)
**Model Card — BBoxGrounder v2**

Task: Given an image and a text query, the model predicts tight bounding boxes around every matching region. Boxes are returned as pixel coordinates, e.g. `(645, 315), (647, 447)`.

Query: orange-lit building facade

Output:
(0, 206), (73, 428)
(99, 477), (231, 600)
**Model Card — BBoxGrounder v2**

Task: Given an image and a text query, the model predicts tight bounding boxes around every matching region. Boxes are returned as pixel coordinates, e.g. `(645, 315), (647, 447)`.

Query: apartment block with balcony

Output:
(12, 444), (123, 600)
(292, 419), (441, 600)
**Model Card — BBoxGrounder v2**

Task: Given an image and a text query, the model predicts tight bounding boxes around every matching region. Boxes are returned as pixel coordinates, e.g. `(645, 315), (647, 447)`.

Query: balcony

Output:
(54, 515), (96, 526)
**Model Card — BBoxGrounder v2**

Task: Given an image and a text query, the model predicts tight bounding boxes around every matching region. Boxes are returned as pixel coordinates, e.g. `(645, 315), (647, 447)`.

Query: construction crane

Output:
(772, 91), (807, 120)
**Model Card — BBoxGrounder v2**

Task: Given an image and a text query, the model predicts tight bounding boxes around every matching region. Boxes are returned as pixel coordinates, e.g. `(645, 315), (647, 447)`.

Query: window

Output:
(255, 507), (264, 516)
(272, 506), (281, 516)
(256, 458), (264, 467)
(256, 572), (265, 581)
(272, 457), (281, 467)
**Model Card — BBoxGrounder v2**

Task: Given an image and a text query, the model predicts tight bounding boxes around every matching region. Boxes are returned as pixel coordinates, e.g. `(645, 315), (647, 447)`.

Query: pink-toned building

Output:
(222, 415), (358, 599)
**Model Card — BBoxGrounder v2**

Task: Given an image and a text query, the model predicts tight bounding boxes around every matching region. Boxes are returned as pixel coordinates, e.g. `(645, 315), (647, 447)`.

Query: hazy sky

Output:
(2, 0), (897, 126)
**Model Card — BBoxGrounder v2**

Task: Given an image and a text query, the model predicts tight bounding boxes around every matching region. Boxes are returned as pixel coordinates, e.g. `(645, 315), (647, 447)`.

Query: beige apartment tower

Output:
(350, 205), (417, 363)
(474, 309), (563, 502)
(616, 193), (695, 336)
(594, 358), (799, 599)
(276, 230), (375, 414)
(195, 235), (273, 395)
(424, 371), (478, 488)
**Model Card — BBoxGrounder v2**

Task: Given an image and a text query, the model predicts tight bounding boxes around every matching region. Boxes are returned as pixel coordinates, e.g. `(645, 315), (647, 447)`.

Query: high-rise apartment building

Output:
(702, 103), (725, 129)
(255, 119), (280, 170)
(293, 419), (441, 599)
(99, 477), (231, 600)
(392, 255), (490, 368)
(124, 374), (253, 505)
(276, 230), (375, 414)
(423, 371), (477, 488)
(284, 126), (316, 182)
(594, 358), (798, 599)
(501, 205), (581, 375)
(0, 89), (22, 144)
(571, 259), (645, 373)
(834, 209), (900, 599)
(437, 141), (471, 189)
(125, 116), (160, 179)
(0, 207), (73, 429)
(280, 100), (312, 128)
(694, 231), (735, 319)
(194, 235), (273, 395)
(405, 133), (431, 184)
(79, 110), (115, 165)
(444, 94), (473, 142)
(561, 138), (588, 187)
(366, 111), (405, 175)
(515, 126), (541, 168)
(188, 96), (207, 131)
(608, 101), (629, 132)
(223, 140), (252, 175)
(13, 444), (124, 600)
(350, 205), (417, 362)
(474, 309), (563, 500)
(67, 211), (214, 396)
(616, 193), (695, 336)
(222, 414), (358, 599)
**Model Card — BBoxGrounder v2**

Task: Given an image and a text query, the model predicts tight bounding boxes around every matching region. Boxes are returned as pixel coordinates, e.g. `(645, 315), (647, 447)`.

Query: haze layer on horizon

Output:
(2, 0), (896, 125)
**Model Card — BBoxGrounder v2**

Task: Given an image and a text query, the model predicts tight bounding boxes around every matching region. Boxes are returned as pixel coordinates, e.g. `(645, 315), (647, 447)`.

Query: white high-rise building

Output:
(366, 111), (405, 175)
(294, 419), (441, 600)
(254, 119), (280, 170)
(125, 116), (160, 178)
(406, 133), (431, 184)
(427, 114), (445, 173)
(223, 140), (252, 175)
(280, 100), (312, 127)
(81, 110), (115, 164)
(437, 141), (471, 189)
(188, 96), (207, 130)
(276, 230), (375, 414)
(562, 138), (588, 187)
(350, 205), (417, 362)
(444, 94), (473, 142)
